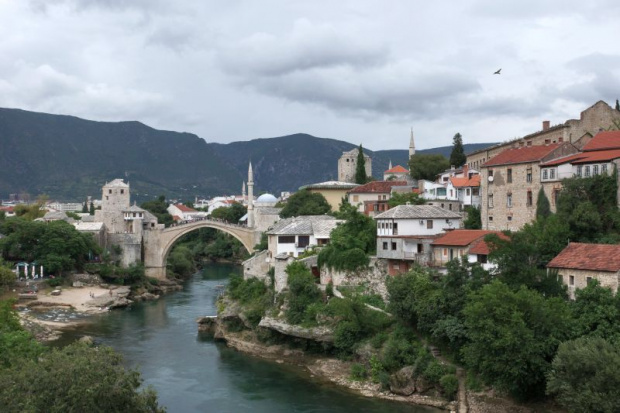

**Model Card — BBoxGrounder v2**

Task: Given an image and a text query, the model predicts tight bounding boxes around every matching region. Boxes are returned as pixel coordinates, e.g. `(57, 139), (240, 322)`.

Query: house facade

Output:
(480, 142), (579, 231)
(375, 205), (462, 275)
(548, 242), (620, 299)
(167, 203), (205, 221)
(431, 229), (500, 268)
(266, 215), (342, 258)
(348, 181), (408, 217)
(300, 181), (359, 211)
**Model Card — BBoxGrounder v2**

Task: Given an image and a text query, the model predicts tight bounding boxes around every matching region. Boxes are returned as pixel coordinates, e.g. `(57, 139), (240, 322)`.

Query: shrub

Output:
(350, 363), (367, 381)
(46, 277), (64, 288)
(285, 262), (322, 325)
(440, 374), (459, 400)
(423, 360), (448, 385)
(381, 335), (419, 372)
(326, 281), (334, 298)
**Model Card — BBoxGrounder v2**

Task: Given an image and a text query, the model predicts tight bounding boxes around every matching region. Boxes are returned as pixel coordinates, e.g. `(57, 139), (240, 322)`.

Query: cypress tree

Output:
(89, 202), (95, 215)
(536, 187), (551, 221)
(81, 200), (88, 213)
(355, 144), (368, 184)
(616, 99), (620, 111)
(449, 133), (466, 167)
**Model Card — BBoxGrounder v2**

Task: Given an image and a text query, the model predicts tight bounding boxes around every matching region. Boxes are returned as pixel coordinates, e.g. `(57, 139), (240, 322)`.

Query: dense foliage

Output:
(0, 218), (101, 276)
(284, 262), (322, 325)
(355, 144), (369, 184)
(0, 300), (165, 413)
(210, 203), (247, 223)
(318, 204), (376, 271)
(463, 206), (481, 229)
(141, 195), (174, 227)
(279, 190), (331, 218)
(408, 154), (450, 181)
(387, 192), (425, 208)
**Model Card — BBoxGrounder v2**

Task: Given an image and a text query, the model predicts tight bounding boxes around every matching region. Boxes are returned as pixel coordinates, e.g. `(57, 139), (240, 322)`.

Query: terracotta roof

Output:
(385, 165), (409, 174)
(582, 131), (620, 151)
(432, 230), (499, 247)
(482, 144), (561, 167)
(0, 206), (14, 212)
(450, 175), (481, 188)
(541, 149), (620, 166)
(469, 233), (510, 255)
(349, 181), (407, 194)
(547, 242), (620, 272)
(174, 203), (197, 213)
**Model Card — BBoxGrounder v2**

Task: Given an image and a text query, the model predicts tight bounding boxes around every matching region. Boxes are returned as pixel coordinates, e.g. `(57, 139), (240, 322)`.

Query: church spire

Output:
(409, 128), (416, 158)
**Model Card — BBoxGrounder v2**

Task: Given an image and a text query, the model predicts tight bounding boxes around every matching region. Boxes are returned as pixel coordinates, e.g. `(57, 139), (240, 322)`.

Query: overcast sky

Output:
(0, 1), (619, 151)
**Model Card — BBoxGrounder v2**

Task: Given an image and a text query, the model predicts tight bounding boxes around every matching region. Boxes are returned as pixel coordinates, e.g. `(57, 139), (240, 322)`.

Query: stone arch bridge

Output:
(143, 218), (260, 279)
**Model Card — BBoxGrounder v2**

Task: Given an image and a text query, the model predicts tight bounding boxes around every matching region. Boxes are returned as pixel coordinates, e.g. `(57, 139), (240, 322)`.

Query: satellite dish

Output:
(488, 176), (494, 182)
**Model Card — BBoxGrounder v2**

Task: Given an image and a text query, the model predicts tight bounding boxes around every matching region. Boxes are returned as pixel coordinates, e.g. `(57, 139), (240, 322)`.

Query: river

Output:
(56, 263), (440, 413)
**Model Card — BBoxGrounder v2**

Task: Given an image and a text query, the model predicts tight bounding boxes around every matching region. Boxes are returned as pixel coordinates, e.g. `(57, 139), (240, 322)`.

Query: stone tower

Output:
(96, 179), (131, 233)
(338, 147), (372, 183)
(409, 128), (416, 158)
(247, 162), (255, 228)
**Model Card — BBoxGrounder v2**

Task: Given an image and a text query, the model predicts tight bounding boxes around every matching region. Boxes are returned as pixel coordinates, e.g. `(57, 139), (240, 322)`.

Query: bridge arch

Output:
(143, 219), (258, 280)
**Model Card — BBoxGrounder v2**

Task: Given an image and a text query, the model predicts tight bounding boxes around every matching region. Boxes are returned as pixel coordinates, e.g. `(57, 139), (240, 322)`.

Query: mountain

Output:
(0, 108), (496, 201)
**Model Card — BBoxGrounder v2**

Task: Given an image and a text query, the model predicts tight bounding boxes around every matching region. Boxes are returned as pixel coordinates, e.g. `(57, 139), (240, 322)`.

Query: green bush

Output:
(423, 360), (448, 385)
(334, 321), (362, 355)
(326, 281), (334, 298)
(440, 374), (459, 400)
(350, 363), (367, 381)
(285, 262), (322, 325)
(46, 277), (64, 288)
(381, 335), (419, 372)
(370, 331), (388, 349)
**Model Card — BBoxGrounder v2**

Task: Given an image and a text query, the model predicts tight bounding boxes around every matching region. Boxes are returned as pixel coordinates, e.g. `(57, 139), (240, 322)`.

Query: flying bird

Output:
(494, 68), (502, 75)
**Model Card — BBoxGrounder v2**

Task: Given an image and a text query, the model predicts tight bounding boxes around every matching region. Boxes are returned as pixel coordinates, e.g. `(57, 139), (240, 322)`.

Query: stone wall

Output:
(108, 233), (142, 267)
(320, 257), (390, 300)
(242, 250), (271, 282)
(556, 267), (620, 299)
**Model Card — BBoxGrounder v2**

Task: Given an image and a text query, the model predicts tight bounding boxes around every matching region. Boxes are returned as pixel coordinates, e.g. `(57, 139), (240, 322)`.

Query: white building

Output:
(266, 215), (342, 258)
(167, 203), (206, 221)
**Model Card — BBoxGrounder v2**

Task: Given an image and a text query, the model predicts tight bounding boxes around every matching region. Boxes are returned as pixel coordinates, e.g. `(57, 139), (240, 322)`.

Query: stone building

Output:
(480, 143), (578, 231)
(548, 242), (620, 299)
(338, 148), (372, 183)
(348, 181), (408, 217)
(466, 101), (620, 170)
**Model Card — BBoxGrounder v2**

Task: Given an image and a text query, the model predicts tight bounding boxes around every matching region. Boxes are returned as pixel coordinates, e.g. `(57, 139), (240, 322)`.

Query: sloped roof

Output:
(375, 205), (462, 220)
(267, 215), (341, 236)
(432, 230), (499, 247)
(468, 232), (510, 255)
(547, 242), (620, 272)
(582, 131), (620, 151)
(300, 181), (360, 190)
(105, 179), (129, 188)
(483, 144), (561, 167)
(174, 203), (197, 213)
(541, 149), (620, 166)
(385, 165), (409, 174)
(73, 222), (104, 231)
(255, 207), (282, 216)
(349, 181), (407, 194)
(450, 175), (481, 188)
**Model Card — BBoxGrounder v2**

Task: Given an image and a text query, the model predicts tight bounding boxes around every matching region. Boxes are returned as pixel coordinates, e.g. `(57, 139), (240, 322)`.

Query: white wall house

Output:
(266, 215), (342, 258)
(167, 203), (206, 221)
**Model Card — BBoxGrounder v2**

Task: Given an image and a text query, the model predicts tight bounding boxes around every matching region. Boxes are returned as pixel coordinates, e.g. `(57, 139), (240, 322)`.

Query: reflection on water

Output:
(57, 264), (439, 413)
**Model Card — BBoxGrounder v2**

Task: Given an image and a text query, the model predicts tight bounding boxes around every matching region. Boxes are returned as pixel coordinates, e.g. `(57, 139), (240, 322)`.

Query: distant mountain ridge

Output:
(0, 108), (495, 201)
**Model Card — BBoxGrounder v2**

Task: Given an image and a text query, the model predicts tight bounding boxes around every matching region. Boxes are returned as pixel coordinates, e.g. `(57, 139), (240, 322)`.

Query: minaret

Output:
(247, 163), (254, 228)
(409, 128), (416, 158)
(388, 160), (392, 170)
(242, 181), (246, 200)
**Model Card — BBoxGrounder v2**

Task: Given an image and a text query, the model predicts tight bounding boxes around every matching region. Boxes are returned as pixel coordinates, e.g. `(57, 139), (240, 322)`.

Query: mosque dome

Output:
(256, 193), (278, 204)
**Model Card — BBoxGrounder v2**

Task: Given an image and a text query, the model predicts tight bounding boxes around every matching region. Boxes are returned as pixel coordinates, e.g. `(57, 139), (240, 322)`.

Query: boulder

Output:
(197, 316), (218, 334)
(258, 317), (334, 342)
(389, 366), (416, 396)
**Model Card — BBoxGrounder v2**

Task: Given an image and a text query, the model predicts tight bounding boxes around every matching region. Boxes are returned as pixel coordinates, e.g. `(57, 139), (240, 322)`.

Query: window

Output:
(586, 276), (593, 285)
(577, 165), (582, 177)
(278, 236), (295, 244)
(108, 189), (112, 194)
(585, 165), (591, 177)
(297, 236), (310, 248)
(569, 275), (575, 286)
(393, 263), (400, 269)
(427, 220), (433, 229)
(543, 169), (548, 180)
(488, 169), (494, 178)
(526, 168), (532, 183)
(593, 165), (599, 175)
(353, 195), (359, 202)
(382, 242), (388, 250)
(507, 168), (512, 183)
(443, 248), (448, 256)
(602, 164), (608, 174)
(121, 189), (124, 194)
(488, 194), (494, 208)
(507, 193), (512, 207)
(488, 216), (493, 222)
(507, 216), (513, 221)
(545, 139), (550, 144)
(472, 188), (479, 196)
(477, 254), (488, 264)
(550, 168), (555, 179)
(417, 244), (423, 253)
(393, 223), (398, 235)
(527, 190), (533, 206)
(449, 204), (452, 211)
(391, 242), (397, 251)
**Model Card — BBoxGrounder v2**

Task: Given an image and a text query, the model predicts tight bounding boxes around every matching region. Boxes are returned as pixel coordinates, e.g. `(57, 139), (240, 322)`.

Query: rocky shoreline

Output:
(197, 315), (457, 412)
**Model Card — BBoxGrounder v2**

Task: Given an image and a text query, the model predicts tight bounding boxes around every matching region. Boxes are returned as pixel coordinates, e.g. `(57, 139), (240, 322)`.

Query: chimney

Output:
(542, 120), (550, 131)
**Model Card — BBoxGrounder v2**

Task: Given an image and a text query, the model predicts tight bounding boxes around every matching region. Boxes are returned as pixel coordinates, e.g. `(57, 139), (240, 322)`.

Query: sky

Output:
(0, 0), (619, 151)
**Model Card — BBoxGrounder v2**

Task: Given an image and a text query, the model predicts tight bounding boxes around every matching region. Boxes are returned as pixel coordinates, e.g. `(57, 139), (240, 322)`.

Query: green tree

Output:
(408, 154), (450, 181)
(547, 337), (620, 413)
(387, 192), (425, 208)
(571, 280), (620, 341)
(279, 190), (331, 218)
(141, 195), (173, 227)
(355, 144), (369, 184)
(210, 202), (247, 223)
(89, 201), (95, 215)
(82, 199), (88, 213)
(462, 281), (572, 400)
(449, 133), (466, 168)
(616, 99), (620, 111)
(463, 206), (481, 229)
(285, 262), (322, 325)
(536, 187), (551, 221)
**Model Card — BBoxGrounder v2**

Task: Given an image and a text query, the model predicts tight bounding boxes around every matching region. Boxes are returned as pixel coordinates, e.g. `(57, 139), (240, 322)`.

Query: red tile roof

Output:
(547, 242), (620, 272)
(482, 144), (561, 167)
(432, 230), (500, 247)
(349, 181), (408, 194)
(0, 206), (14, 212)
(542, 149), (620, 166)
(385, 165), (409, 174)
(450, 175), (481, 188)
(469, 233), (510, 255)
(582, 131), (620, 151)
(174, 203), (197, 212)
